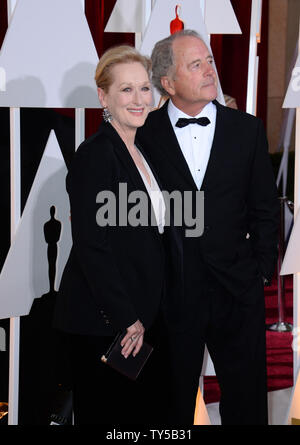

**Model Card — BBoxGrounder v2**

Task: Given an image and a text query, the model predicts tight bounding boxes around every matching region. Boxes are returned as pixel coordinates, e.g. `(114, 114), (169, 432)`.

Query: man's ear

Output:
(160, 76), (175, 96)
(97, 87), (107, 107)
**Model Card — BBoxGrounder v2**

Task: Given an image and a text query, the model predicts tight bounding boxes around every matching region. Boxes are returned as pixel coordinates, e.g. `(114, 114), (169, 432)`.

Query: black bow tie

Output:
(175, 117), (211, 128)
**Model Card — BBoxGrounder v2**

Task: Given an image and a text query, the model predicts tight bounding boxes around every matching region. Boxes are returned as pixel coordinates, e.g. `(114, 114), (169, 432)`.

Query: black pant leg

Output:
(207, 278), (268, 425)
(163, 325), (206, 424)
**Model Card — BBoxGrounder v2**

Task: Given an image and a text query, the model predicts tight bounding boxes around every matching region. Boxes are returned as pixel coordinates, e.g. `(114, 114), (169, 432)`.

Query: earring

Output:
(102, 107), (112, 123)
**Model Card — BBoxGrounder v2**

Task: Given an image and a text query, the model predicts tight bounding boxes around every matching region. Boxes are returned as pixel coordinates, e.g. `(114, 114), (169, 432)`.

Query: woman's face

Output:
(98, 62), (153, 134)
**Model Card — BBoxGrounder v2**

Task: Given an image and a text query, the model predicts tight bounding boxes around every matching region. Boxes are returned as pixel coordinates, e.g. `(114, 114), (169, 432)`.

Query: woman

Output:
(53, 45), (166, 424)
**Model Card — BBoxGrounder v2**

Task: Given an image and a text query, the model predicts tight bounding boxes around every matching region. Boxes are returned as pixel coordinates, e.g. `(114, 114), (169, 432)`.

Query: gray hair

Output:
(151, 30), (204, 96)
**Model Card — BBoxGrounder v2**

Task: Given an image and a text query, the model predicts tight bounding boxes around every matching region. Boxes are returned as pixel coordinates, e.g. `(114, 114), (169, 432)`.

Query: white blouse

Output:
(136, 148), (166, 234)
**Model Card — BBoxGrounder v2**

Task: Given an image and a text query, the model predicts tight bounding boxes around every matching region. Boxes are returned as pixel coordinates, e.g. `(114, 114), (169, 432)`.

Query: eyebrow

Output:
(118, 80), (151, 87)
(188, 55), (213, 67)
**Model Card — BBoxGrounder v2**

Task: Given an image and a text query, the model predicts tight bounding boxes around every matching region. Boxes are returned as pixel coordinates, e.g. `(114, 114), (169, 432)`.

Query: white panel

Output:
(139, 0), (225, 107)
(205, 0), (241, 35)
(201, 346), (216, 375)
(0, 0), (100, 108)
(281, 209), (300, 275)
(105, 0), (144, 33)
(7, 0), (17, 22)
(0, 131), (72, 319)
(283, 54), (300, 109)
(0, 67), (5, 91)
(285, 364), (300, 424)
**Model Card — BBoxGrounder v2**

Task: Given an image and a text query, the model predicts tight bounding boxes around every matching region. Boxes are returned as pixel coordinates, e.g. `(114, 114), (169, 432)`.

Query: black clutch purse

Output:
(101, 331), (153, 380)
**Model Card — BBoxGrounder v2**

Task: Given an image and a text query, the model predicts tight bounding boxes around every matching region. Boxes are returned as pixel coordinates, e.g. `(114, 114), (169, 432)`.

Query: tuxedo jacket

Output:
(54, 121), (165, 336)
(137, 100), (279, 327)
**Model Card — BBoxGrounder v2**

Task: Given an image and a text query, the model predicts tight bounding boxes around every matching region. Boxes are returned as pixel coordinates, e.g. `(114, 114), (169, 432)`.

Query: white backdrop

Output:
(0, 0), (100, 108)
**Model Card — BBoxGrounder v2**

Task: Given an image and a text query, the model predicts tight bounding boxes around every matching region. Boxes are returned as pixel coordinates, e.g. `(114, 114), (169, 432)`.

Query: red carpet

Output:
(203, 275), (294, 404)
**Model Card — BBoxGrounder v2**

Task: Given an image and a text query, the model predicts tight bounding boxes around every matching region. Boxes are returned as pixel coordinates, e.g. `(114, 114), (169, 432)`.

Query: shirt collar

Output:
(168, 100), (216, 129)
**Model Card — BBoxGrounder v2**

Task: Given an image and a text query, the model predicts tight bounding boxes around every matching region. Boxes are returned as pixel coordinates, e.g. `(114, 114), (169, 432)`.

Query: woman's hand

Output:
(120, 319), (145, 358)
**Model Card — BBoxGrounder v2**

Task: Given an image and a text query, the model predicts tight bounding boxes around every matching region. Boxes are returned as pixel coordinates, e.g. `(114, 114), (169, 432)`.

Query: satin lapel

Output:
(200, 100), (231, 192)
(101, 122), (148, 194)
(151, 102), (198, 190)
(100, 122), (161, 235)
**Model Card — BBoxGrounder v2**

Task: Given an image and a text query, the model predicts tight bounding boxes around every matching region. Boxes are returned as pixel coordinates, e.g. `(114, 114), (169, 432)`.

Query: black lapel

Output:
(200, 100), (234, 191)
(144, 100), (237, 192)
(100, 121), (149, 194)
(149, 101), (198, 190)
(100, 122), (161, 234)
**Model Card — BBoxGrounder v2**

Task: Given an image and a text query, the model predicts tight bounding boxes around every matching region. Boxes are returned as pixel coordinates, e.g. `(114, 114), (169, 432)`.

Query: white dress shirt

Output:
(168, 100), (217, 190)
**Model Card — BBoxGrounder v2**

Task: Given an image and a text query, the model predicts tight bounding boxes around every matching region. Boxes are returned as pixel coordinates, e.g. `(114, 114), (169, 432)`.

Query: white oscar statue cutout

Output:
(0, 131), (72, 320)
(0, 0), (99, 108)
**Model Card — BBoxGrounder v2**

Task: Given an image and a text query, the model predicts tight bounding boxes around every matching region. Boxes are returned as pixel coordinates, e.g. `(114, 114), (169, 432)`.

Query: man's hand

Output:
(120, 319), (145, 358)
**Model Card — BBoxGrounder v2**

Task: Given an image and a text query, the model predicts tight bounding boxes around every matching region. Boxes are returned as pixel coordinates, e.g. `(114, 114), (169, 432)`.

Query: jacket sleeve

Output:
(247, 118), (280, 282)
(66, 138), (138, 331)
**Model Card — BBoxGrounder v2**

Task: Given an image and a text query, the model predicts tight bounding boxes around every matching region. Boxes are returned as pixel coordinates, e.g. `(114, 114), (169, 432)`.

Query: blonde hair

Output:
(95, 45), (152, 92)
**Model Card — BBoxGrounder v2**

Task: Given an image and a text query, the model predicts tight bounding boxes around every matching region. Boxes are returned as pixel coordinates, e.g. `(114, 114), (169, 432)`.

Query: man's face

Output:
(162, 36), (218, 115)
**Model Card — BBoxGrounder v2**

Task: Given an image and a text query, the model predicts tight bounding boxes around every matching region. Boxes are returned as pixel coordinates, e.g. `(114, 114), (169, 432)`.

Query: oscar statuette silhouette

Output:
(19, 206), (69, 425)
(43, 206), (62, 295)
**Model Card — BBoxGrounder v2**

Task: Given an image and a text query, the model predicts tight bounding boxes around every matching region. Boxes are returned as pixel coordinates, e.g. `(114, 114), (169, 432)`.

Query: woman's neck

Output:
(110, 121), (136, 152)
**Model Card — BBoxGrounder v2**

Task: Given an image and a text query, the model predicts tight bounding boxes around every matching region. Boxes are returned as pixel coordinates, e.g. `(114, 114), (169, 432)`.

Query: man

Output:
(137, 30), (279, 425)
